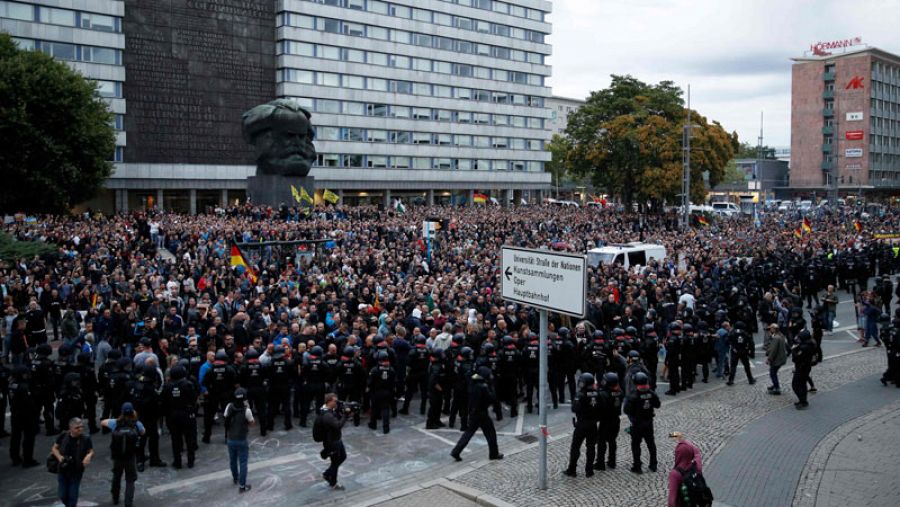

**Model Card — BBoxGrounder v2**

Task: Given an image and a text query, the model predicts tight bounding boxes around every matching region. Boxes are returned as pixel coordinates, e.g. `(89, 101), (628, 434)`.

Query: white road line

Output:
(427, 428), (521, 437)
(412, 426), (459, 447)
(515, 403), (525, 435)
(147, 451), (308, 495)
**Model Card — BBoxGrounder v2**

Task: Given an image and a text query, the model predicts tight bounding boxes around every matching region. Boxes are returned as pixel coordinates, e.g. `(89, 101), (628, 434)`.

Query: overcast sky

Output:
(546, 0), (900, 148)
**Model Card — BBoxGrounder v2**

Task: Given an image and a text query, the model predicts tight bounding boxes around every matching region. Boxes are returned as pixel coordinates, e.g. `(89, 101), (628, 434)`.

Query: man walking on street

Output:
(451, 366), (503, 462)
(224, 388), (254, 493)
(101, 403), (144, 506)
(765, 324), (788, 395)
(316, 393), (349, 490)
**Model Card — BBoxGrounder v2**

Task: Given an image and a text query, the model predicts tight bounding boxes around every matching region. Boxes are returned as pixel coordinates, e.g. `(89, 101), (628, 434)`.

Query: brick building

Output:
(790, 46), (900, 196)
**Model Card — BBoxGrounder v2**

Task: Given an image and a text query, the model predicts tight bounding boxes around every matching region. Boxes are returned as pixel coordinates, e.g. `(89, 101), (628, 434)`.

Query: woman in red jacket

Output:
(668, 431), (703, 507)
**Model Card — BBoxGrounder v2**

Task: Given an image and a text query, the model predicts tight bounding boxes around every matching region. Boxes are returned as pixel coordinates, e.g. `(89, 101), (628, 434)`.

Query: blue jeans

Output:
(227, 440), (249, 487)
(823, 310), (835, 331)
(769, 365), (782, 391)
(57, 474), (81, 507)
(716, 348), (729, 377)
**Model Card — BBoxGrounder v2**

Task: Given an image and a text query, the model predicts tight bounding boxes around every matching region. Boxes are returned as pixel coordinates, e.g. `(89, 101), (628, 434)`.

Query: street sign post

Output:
(500, 246), (587, 490)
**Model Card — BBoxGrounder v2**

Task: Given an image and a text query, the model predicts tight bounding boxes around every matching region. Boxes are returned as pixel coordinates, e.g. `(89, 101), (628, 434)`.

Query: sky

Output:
(546, 0), (900, 148)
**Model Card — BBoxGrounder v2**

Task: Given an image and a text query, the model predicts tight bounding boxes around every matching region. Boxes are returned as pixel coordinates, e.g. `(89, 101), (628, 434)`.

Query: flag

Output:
(290, 184), (302, 204)
(230, 243), (258, 283)
(299, 186), (314, 205)
(854, 220), (862, 233)
(373, 292), (380, 311)
(802, 217), (812, 233)
(697, 216), (709, 226)
(590, 194), (602, 203)
(91, 293), (98, 309)
(394, 199), (406, 213)
(473, 192), (488, 204)
(794, 228), (803, 239)
(323, 189), (339, 204)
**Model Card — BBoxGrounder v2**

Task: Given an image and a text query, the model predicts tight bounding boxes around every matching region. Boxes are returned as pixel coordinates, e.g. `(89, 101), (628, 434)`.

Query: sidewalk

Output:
(441, 348), (892, 506)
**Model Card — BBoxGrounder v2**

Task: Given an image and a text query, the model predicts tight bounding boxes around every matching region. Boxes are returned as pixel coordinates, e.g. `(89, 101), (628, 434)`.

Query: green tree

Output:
(720, 160), (747, 186)
(565, 75), (736, 205)
(545, 133), (573, 190)
(734, 141), (775, 159)
(0, 33), (115, 214)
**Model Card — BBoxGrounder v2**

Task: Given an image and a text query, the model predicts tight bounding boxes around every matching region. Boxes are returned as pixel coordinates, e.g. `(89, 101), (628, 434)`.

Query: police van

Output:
(586, 242), (667, 269)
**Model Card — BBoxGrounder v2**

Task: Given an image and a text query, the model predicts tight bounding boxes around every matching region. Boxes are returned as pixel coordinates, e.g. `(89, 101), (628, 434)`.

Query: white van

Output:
(586, 242), (667, 269)
(711, 202), (740, 216)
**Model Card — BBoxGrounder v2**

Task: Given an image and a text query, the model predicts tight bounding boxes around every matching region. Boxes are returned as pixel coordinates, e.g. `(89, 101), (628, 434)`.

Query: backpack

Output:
(312, 413), (326, 443)
(110, 421), (139, 461)
(677, 462), (714, 507)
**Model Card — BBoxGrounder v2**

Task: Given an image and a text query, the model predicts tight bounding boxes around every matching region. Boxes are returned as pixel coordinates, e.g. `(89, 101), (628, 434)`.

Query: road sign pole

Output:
(538, 308), (548, 491)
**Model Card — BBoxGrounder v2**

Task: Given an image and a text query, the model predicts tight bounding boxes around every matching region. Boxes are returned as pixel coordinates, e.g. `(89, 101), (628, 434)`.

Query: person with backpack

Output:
(667, 431), (713, 507)
(101, 403), (145, 507)
(50, 417), (95, 507)
(224, 387), (254, 493)
(764, 324), (788, 395)
(314, 392), (350, 490)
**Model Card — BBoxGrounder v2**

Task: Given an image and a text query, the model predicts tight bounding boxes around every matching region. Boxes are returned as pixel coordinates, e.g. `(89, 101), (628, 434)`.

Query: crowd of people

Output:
(2, 201), (900, 504)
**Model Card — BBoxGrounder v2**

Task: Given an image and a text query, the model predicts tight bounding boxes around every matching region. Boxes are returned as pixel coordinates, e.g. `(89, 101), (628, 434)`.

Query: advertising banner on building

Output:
(846, 130), (865, 140)
(845, 148), (863, 158)
(846, 112), (864, 121)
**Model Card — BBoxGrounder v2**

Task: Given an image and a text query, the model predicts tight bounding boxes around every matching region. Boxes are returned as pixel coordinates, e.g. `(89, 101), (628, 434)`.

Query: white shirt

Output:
(678, 293), (696, 310)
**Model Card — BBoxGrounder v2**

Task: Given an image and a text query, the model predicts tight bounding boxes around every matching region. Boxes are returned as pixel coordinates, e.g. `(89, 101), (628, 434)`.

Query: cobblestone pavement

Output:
(793, 399), (900, 507)
(452, 348), (890, 507)
(372, 485), (481, 507)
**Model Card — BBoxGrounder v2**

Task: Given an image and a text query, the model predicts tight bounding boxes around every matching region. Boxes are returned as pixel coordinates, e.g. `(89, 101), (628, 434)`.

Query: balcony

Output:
(823, 107), (834, 117)
(823, 89), (835, 99)
(824, 71), (836, 81)
(822, 125), (834, 135)
(821, 160), (835, 171)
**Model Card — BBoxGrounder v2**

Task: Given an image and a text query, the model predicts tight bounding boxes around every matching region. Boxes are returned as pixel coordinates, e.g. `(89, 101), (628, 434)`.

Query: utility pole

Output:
(681, 85), (691, 229)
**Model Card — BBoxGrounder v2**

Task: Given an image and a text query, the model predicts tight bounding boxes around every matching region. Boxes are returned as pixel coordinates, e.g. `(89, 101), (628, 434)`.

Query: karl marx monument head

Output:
(242, 99), (317, 177)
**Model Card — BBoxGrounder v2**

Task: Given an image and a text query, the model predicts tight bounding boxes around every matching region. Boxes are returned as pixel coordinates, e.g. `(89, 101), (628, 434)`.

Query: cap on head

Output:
(122, 402), (135, 415)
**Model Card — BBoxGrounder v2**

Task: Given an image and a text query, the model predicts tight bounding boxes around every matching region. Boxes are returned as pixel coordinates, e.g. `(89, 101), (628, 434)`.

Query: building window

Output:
(492, 160), (509, 171)
(343, 22), (364, 36)
(343, 75), (364, 89)
(392, 106), (411, 119)
(458, 159), (473, 170)
(319, 154), (340, 167)
(368, 156), (388, 168)
(39, 6), (75, 26)
(412, 132), (432, 145)
(80, 12), (118, 32)
(392, 157), (410, 169)
(434, 158), (453, 170)
(341, 128), (365, 142)
(317, 99), (340, 113)
(412, 158), (431, 169)
(367, 130), (388, 143)
(412, 108), (431, 120)
(391, 131), (410, 144)
(316, 127), (340, 141)
(94, 80), (121, 98)
(344, 154), (363, 167)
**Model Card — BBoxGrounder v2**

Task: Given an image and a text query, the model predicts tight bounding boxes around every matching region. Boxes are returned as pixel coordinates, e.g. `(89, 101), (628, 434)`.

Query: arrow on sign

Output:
(505, 266), (512, 281)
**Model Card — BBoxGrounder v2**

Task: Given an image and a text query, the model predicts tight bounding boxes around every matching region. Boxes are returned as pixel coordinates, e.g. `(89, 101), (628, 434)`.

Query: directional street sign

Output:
(500, 246), (587, 318)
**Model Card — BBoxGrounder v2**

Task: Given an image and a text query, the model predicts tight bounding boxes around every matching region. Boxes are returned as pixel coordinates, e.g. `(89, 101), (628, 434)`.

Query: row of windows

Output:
(872, 62), (900, 82)
(95, 80), (122, 98)
(871, 135), (900, 148)
(279, 13), (545, 65)
(13, 37), (122, 65)
(314, 126), (544, 150)
(286, 96), (546, 129)
(314, 153), (542, 171)
(310, 0), (546, 21)
(872, 117), (900, 132)
(870, 99), (900, 116)
(111, 146), (123, 162)
(281, 70), (547, 112)
(0, 1), (121, 32)
(299, 0), (546, 43)
(281, 41), (544, 86)
(111, 114), (123, 131)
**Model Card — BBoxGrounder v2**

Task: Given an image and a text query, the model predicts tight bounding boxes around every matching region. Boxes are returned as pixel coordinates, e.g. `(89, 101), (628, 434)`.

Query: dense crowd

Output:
(3, 202), (900, 500)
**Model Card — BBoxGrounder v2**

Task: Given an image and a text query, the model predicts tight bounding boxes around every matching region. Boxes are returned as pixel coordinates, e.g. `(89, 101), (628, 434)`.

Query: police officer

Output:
(267, 347), (294, 432)
(449, 347), (475, 430)
(882, 317), (900, 387)
(56, 372), (84, 435)
(582, 331), (609, 381)
(98, 349), (122, 428)
(108, 358), (133, 420)
(522, 333), (540, 414)
(132, 364), (166, 469)
(640, 324), (660, 389)
(368, 350), (396, 434)
(400, 335), (430, 416)
(595, 372), (623, 471)
(450, 366), (503, 462)
(239, 348), (270, 436)
(623, 350), (649, 399)
(203, 350), (237, 443)
(299, 345), (326, 428)
(30, 343), (55, 435)
(0, 365), (8, 438)
(477, 341), (503, 421)
(680, 323), (697, 391)
(696, 321), (713, 383)
(442, 334), (464, 414)
(185, 338), (204, 382)
(162, 365), (198, 468)
(496, 336), (521, 418)
(664, 323), (682, 396)
(623, 372), (660, 474)
(335, 347), (364, 427)
(727, 321), (756, 386)
(8, 365), (40, 467)
(555, 327), (578, 404)
(76, 353), (99, 434)
(426, 348), (448, 429)
(564, 373), (600, 478)
(791, 330), (817, 410)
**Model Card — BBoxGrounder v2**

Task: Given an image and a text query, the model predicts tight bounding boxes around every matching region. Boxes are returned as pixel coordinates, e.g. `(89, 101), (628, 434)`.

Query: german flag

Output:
(473, 192), (488, 204)
(854, 220), (862, 233)
(230, 243), (258, 283)
(697, 216), (709, 226)
(802, 217), (812, 233)
(794, 228), (803, 239)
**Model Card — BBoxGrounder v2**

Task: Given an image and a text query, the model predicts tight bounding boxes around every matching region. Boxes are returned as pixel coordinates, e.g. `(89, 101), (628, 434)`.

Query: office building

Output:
(1, 0), (554, 212)
(790, 45), (900, 195)
(545, 95), (583, 135)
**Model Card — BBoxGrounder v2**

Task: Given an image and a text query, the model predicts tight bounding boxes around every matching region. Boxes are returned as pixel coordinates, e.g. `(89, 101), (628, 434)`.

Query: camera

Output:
(337, 401), (360, 415)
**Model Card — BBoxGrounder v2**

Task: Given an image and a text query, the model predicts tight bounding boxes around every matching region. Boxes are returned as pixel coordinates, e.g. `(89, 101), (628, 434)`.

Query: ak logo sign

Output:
(846, 76), (865, 90)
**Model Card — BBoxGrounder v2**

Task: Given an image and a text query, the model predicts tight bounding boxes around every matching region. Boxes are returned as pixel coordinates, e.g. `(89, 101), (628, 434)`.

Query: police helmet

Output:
(625, 326), (638, 336)
(633, 372), (650, 386)
(501, 335), (514, 347)
(115, 357), (132, 371)
(460, 346), (474, 361)
(558, 327), (570, 337)
(245, 348), (260, 360)
(579, 372), (595, 387)
(431, 348), (444, 359)
(627, 350), (641, 361)
(797, 329), (812, 341)
(58, 344), (73, 357)
(603, 372), (619, 386)
(215, 350), (228, 361)
(643, 323), (656, 335)
(311, 345), (324, 357)
(452, 333), (465, 345)
(64, 371), (81, 386)
(734, 321), (746, 330)
(682, 323), (694, 333)
(414, 335), (427, 347)
(879, 313), (891, 324)
(592, 330), (605, 340)
(669, 322), (682, 332)
(476, 366), (492, 380)
(170, 365), (187, 380)
(612, 327), (625, 337)
(342, 347), (355, 358)
(108, 349), (122, 360)
(481, 342), (495, 354)
(376, 350), (390, 362)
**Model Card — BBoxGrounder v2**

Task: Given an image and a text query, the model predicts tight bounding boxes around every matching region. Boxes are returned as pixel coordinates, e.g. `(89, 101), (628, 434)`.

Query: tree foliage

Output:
(545, 133), (573, 185)
(564, 75), (737, 205)
(0, 33), (115, 214)
(734, 141), (776, 159)
(0, 231), (58, 261)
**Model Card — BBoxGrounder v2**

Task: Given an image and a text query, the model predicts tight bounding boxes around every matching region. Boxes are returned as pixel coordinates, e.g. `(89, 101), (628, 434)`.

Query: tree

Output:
(545, 133), (573, 190)
(0, 231), (57, 260)
(564, 75), (736, 206)
(0, 33), (115, 214)
(734, 141), (775, 159)
(720, 160), (747, 186)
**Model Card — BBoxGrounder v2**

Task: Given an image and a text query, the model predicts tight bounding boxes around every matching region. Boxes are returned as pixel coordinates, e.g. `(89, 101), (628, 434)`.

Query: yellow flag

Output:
(323, 189), (339, 204)
(300, 186), (314, 204)
(290, 185), (302, 203)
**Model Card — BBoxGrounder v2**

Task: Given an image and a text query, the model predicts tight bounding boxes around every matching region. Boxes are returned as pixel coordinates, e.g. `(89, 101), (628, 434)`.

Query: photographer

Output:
(51, 417), (94, 507)
(315, 393), (349, 490)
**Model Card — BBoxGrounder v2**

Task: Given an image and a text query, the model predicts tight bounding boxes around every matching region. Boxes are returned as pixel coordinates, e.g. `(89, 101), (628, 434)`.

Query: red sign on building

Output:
(845, 130), (865, 140)
(846, 76), (865, 89)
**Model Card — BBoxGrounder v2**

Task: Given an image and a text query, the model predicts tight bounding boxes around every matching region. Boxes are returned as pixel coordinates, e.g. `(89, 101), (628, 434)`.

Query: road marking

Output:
(413, 426), (459, 447)
(427, 428), (521, 437)
(515, 403), (524, 435)
(146, 451), (308, 495)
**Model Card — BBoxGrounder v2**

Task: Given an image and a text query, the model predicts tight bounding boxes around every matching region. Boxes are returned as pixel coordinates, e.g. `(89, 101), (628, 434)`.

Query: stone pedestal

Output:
(247, 175), (315, 208)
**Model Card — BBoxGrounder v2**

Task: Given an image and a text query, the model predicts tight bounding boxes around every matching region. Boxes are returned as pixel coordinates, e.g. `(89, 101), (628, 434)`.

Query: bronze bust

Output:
(241, 99), (317, 177)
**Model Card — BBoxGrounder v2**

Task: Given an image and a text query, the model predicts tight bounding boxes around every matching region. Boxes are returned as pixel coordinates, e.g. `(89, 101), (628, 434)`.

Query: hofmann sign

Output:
(501, 247), (586, 317)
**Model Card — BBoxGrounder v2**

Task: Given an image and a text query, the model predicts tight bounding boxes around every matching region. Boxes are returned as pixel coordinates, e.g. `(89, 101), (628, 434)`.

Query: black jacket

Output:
(319, 407), (347, 445)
